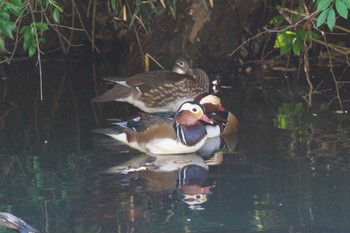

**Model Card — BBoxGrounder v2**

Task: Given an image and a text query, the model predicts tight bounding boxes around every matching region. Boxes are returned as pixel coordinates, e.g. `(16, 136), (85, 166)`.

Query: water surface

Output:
(0, 59), (350, 233)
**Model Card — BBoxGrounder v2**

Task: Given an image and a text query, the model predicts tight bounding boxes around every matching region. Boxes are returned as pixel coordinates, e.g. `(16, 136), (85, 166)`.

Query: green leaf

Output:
(51, 1), (63, 12)
(0, 36), (5, 51)
(296, 29), (307, 40)
(316, 7), (329, 27)
(293, 39), (303, 56)
(110, 0), (116, 11)
(53, 7), (60, 23)
(274, 31), (294, 48)
(335, 0), (348, 18)
(344, 0), (350, 8)
(129, 5), (140, 29)
(23, 36), (32, 51)
(28, 43), (37, 57)
(35, 22), (48, 30)
(327, 8), (336, 30)
(295, 29), (320, 42)
(22, 27), (32, 50)
(269, 15), (284, 26)
(20, 25), (28, 34)
(0, 18), (15, 39)
(4, 1), (23, 17)
(316, 0), (333, 11)
(0, 11), (10, 21)
(280, 45), (293, 55)
(10, 0), (23, 8)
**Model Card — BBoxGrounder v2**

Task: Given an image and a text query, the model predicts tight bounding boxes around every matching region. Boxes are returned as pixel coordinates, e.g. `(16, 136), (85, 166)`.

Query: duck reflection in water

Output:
(102, 153), (214, 209)
(177, 164), (215, 210)
(100, 132), (237, 208)
(102, 153), (208, 191)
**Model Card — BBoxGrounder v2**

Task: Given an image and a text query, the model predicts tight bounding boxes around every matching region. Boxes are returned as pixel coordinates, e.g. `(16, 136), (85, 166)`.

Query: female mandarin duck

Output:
(92, 57), (210, 113)
(96, 102), (213, 154)
(195, 93), (239, 138)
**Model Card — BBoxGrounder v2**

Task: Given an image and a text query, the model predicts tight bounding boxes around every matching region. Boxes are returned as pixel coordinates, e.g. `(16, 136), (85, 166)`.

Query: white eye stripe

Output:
(179, 103), (204, 115)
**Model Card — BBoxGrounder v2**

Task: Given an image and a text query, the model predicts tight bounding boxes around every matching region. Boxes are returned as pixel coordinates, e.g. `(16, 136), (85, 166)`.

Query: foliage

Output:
(20, 23), (48, 58)
(265, 1), (350, 108)
(270, 5), (321, 57)
(274, 103), (315, 142)
(0, 0), (63, 58)
(109, 0), (212, 34)
(315, 0), (350, 31)
(0, 0), (23, 51)
(273, 29), (319, 56)
(272, 1), (350, 57)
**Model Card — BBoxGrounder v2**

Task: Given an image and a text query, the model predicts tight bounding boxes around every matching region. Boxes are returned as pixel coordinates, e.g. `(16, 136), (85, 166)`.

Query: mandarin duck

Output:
(91, 57), (210, 113)
(93, 102), (213, 154)
(108, 93), (238, 139)
(195, 93), (239, 138)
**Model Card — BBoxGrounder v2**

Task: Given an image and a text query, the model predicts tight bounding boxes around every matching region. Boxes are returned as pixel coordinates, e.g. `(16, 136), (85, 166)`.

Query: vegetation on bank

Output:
(0, 0), (349, 107)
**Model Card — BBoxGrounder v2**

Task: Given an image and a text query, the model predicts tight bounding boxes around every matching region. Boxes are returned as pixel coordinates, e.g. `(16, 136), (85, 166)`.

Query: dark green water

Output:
(0, 59), (350, 233)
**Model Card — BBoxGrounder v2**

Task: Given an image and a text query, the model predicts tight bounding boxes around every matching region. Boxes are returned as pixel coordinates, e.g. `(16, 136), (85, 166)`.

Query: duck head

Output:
(172, 56), (193, 75)
(195, 93), (226, 112)
(174, 101), (213, 126)
(173, 102), (213, 146)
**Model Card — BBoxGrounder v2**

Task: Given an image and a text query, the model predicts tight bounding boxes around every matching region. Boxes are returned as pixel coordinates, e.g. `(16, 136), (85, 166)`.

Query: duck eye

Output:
(179, 61), (184, 66)
(192, 107), (198, 112)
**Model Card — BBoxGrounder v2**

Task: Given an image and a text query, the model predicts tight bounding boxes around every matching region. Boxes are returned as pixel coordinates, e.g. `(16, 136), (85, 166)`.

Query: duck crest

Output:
(175, 122), (207, 146)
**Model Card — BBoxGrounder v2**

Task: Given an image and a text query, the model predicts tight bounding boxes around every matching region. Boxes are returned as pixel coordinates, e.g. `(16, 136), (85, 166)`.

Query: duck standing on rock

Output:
(93, 101), (213, 154)
(91, 57), (210, 113)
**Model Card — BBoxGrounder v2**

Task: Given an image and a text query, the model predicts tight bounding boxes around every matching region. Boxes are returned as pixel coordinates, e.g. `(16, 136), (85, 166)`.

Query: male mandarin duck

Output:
(195, 93), (239, 138)
(94, 102), (213, 155)
(91, 57), (210, 113)
(109, 93), (238, 138)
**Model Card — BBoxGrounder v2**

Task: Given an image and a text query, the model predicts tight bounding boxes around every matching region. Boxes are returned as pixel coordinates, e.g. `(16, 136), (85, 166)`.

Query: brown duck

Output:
(91, 57), (210, 113)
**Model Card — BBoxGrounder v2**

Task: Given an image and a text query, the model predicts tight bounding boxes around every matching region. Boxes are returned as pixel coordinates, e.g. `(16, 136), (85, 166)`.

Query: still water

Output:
(0, 59), (350, 233)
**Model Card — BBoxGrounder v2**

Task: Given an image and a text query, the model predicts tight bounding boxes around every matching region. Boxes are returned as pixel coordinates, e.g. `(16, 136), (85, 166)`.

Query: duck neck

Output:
(174, 123), (207, 146)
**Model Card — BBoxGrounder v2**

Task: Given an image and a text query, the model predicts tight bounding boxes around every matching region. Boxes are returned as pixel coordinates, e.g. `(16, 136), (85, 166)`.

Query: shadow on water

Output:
(0, 58), (350, 233)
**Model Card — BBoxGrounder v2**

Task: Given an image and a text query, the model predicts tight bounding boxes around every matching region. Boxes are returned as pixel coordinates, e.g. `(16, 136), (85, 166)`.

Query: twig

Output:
(91, 0), (97, 52)
(228, 31), (268, 57)
(303, 43), (313, 106)
(263, 11), (318, 33)
(27, 0), (44, 100)
(124, 1), (145, 60)
(72, 1), (100, 53)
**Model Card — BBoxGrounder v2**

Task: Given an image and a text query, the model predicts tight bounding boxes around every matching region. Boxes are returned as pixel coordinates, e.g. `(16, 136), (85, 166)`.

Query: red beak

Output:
(200, 114), (214, 124)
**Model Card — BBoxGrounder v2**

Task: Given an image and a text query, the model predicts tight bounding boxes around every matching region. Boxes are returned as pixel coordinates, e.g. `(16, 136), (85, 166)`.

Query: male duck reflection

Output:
(94, 102), (213, 154)
(102, 154), (215, 208)
(92, 57), (210, 113)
